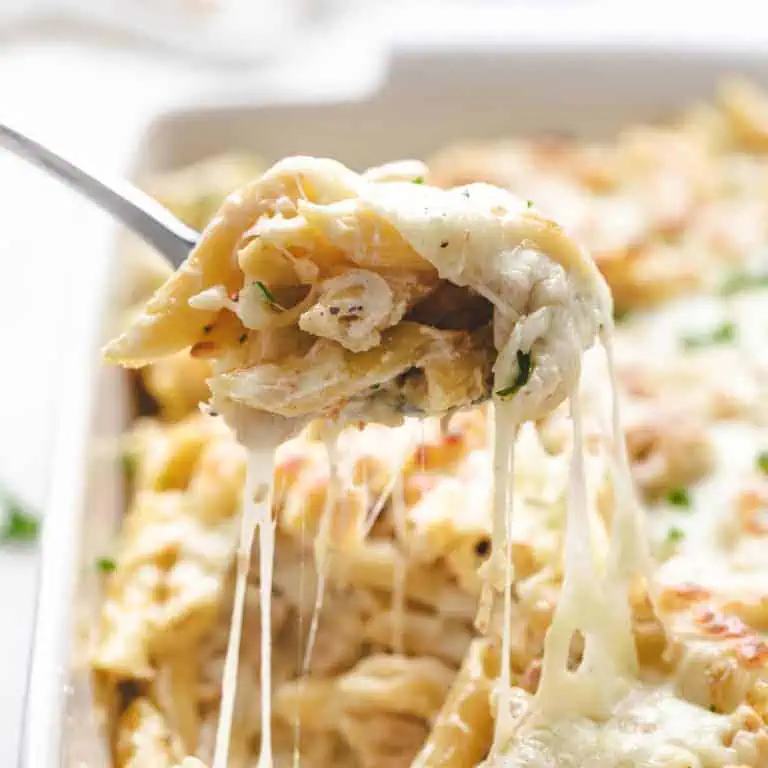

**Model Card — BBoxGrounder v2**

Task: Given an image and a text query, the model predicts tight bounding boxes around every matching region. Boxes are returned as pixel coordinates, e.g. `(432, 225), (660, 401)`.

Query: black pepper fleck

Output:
(202, 324), (213, 334)
(238, 333), (247, 344)
(440, 241), (449, 248)
(329, 306), (340, 316)
(474, 537), (491, 557)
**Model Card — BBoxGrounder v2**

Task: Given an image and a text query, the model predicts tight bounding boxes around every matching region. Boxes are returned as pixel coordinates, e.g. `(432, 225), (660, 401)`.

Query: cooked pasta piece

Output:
(141, 351), (213, 421)
(94, 82), (768, 768)
(93, 416), (245, 678)
(105, 156), (609, 427)
(116, 698), (184, 767)
(413, 639), (499, 768)
(102, 157), (613, 768)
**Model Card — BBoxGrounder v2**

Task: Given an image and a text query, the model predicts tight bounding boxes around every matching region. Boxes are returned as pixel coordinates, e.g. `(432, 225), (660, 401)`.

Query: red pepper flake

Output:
(404, 473), (438, 504)
(659, 582), (711, 611)
(414, 445), (429, 466)
(276, 456), (307, 475)
(694, 606), (751, 638)
(736, 637), (768, 668)
(520, 659), (542, 693)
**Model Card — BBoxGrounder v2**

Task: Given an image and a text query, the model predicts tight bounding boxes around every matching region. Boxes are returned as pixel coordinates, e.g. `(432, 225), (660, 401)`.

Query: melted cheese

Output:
(302, 425), (341, 676)
(172, 163), (616, 767)
(357, 180), (612, 425)
(490, 402), (516, 756)
(499, 685), (751, 767)
(490, 317), (660, 762)
(211, 412), (294, 768)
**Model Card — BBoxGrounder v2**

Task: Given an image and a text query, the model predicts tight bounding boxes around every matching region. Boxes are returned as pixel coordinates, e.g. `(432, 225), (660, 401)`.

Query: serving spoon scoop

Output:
(0, 119), (198, 268)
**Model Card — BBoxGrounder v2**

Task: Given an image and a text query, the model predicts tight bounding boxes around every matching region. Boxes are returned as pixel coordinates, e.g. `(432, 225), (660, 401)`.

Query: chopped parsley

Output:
(255, 280), (282, 309)
(719, 271), (768, 296)
(412, 176), (425, 184)
(0, 489), (39, 544)
(756, 451), (768, 475)
(121, 448), (138, 479)
(614, 307), (632, 324)
(681, 321), (736, 350)
(526, 200), (534, 208)
(666, 525), (686, 544)
(96, 557), (117, 574)
(496, 351), (533, 398)
(666, 487), (691, 508)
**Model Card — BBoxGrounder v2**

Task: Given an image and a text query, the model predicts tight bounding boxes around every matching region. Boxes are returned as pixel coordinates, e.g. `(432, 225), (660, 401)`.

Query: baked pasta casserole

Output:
(95, 80), (768, 768)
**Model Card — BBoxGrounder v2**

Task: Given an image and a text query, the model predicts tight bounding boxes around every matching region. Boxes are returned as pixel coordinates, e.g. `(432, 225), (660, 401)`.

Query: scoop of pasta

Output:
(104, 157), (611, 428)
(103, 157), (619, 768)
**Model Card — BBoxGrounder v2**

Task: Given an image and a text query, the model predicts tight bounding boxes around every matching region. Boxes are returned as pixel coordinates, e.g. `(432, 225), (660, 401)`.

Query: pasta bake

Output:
(94, 80), (768, 768)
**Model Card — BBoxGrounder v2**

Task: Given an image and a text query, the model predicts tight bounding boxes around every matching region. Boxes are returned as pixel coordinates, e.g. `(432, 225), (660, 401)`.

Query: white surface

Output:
(4, 4), (768, 763)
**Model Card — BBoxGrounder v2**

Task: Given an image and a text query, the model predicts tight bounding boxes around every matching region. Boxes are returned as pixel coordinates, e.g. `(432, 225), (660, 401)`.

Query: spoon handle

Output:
(0, 120), (197, 267)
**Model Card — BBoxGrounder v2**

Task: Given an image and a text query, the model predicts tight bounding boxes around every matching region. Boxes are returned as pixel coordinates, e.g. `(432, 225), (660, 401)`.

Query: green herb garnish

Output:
(526, 200), (534, 208)
(0, 490), (39, 544)
(666, 487), (691, 508)
(756, 451), (768, 475)
(681, 321), (736, 350)
(614, 307), (632, 324)
(255, 280), (276, 303)
(254, 281), (283, 311)
(412, 176), (425, 184)
(496, 351), (533, 398)
(121, 448), (138, 480)
(666, 525), (686, 544)
(96, 557), (117, 574)
(719, 271), (768, 296)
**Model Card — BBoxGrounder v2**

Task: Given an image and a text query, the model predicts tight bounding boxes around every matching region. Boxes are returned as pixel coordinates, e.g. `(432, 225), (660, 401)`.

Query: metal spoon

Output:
(0, 119), (198, 268)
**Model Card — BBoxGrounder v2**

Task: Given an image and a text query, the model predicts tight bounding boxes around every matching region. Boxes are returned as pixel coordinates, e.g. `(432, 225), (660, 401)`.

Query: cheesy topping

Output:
(98, 80), (768, 768)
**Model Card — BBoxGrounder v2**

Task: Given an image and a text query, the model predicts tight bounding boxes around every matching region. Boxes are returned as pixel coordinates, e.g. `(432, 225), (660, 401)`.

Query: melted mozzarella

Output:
(302, 425), (341, 676)
(203, 164), (616, 768)
(499, 685), (749, 767)
(490, 402), (517, 756)
(212, 412), (294, 768)
(490, 320), (657, 761)
(357, 180), (612, 424)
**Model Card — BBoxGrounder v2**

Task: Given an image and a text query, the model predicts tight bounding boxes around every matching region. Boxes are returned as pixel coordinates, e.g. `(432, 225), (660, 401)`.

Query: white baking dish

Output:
(20, 42), (768, 767)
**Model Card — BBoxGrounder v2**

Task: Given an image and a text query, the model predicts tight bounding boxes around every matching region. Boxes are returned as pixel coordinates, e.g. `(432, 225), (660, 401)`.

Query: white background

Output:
(1, 2), (767, 762)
